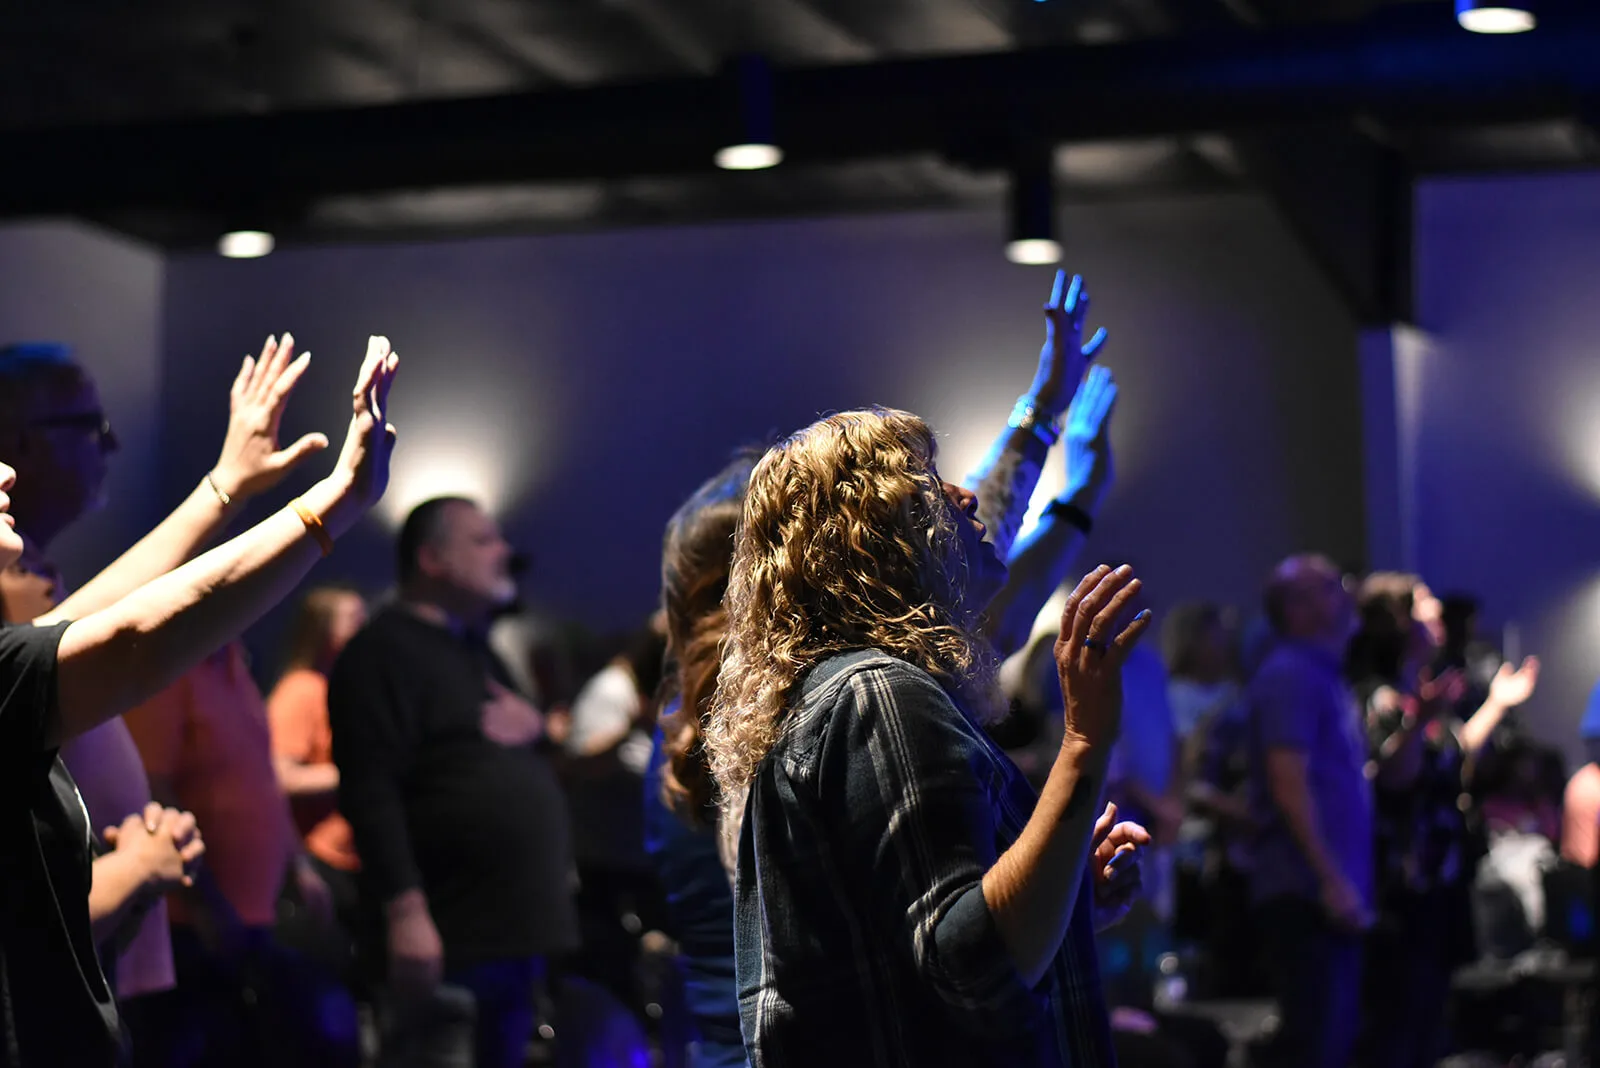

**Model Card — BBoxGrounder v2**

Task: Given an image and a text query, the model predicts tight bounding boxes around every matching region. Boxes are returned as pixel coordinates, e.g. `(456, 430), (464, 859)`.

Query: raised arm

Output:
(1460, 657), (1539, 759)
(43, 337), (398, 748)
(985, 367), (1117, 659)
(984, 565), (1148, 984)
(966, 271), (1106, 573)
(52, 334), (329, 621)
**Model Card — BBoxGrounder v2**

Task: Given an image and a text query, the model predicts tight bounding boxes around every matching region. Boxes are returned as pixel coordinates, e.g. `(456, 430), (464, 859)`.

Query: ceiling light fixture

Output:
(1005, 152), (1062, 266)
(1455, 1), (1536, 33)
(715, 54), (783, 171)
(217, 230), (275, 258)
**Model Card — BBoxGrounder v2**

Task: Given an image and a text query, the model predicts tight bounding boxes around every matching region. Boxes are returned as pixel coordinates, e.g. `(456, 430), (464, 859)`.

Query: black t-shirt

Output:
(328, 607), (578, 968)
(0, 621), (123, 1068)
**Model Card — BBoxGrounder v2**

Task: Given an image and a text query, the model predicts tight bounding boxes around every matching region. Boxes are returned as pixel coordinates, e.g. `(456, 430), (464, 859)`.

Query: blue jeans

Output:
(1257, 895), (1364, 1068)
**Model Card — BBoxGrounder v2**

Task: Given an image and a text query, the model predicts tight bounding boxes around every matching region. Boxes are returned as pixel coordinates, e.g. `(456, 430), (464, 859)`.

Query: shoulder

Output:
(784, 650), (967, 758)
(0, 619), (68, 667)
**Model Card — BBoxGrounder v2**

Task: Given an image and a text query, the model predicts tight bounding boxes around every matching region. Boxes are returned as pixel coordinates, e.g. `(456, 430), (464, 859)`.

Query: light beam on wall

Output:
(377, 395), (546, 530)
(1455, 1), (1536, 33)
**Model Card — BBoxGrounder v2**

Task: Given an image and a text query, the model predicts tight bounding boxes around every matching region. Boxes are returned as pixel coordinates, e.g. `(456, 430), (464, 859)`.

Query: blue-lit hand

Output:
(1029, 270), (1109, 418)
(1062, 364), (1117, 514)
(1091, 802), (1150, 932)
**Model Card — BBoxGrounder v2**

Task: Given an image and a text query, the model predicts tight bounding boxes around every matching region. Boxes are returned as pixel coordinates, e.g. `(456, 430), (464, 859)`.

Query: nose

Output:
(0, 462), (14, 493)
(102, 427), (120, 455)
(951, 484), (978, 516)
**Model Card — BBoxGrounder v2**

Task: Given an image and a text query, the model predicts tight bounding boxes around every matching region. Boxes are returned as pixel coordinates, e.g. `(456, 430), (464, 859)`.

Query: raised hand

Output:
(1090, 801), (1151, 931)
(1029, 270), (1110, 418)
(1062, 365), (1117, 513)
(328, 336), (399, 519)
(211, 334), (329, 500)
(1053, 565), (1152, 748)
(1489, 656), (1540, 709)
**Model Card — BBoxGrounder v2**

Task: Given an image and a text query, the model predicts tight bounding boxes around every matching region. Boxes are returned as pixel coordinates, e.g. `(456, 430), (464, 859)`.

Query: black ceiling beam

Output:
(3, 3), (1599, 215)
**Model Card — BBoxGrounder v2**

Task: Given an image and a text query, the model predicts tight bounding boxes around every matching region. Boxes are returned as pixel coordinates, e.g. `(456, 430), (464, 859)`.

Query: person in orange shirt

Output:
(269, 586), (368, 937)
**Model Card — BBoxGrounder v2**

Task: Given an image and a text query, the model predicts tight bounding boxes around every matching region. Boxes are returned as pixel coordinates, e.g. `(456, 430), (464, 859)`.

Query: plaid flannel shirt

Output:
(734, 650), (1115, 1067)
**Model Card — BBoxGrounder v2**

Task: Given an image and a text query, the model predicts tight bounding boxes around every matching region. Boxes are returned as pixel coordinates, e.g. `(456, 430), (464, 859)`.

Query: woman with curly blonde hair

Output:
(705, 398), (1153, 1068)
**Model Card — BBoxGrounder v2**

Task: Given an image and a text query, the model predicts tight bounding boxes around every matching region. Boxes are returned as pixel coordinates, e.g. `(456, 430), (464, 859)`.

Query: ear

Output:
(415, 541), (446, 580)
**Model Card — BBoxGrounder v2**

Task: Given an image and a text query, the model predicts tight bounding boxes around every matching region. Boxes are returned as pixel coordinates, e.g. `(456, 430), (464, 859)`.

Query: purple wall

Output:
(159, 196), (1365, 669)
(0, 221), (166, 584)
(160, 195), (1365, 672)
(1415, 172), (1600, 754)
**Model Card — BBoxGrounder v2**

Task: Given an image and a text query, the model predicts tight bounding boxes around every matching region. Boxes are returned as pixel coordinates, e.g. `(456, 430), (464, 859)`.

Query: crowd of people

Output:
(0, 269), (1594, 1068)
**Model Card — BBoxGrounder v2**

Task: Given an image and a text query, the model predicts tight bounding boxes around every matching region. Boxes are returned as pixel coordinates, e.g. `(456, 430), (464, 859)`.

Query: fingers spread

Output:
(1048, 268), (1067, 311)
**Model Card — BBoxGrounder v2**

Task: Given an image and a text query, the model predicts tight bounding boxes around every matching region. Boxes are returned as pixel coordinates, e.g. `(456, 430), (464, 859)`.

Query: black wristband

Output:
(1044, 499), (1094, 535)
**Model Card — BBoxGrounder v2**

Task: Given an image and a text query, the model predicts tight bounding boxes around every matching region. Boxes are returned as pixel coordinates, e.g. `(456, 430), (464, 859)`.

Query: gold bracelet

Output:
(203, 472), (232, 508)
(288, 498), (334, 558)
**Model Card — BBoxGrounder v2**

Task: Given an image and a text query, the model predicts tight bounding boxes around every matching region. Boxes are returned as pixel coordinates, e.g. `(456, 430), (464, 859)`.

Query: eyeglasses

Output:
(29, 411), (118, 451)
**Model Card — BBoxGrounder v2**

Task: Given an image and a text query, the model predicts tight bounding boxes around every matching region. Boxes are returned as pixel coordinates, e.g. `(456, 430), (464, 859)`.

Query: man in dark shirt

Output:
(329, 496), (577, 1068)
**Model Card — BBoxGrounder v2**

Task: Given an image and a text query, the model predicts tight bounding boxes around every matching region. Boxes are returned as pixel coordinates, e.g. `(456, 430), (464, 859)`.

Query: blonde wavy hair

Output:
(704, 407), (999, 802)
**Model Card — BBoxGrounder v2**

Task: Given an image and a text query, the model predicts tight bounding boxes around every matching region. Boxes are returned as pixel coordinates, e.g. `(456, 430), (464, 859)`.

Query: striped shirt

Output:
(735, 649), (1115, 1067)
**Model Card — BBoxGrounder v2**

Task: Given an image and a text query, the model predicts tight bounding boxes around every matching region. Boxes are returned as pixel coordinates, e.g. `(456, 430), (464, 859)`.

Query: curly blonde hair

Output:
(704, 407), (999, 802)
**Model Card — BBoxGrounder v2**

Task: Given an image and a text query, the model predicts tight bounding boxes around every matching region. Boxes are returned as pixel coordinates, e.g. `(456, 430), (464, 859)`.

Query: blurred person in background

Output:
(1246, 554), (1371, 1068)
(268, 585), (369, 981)
(1346, 572), (1539, 1068)
(1562, 687), (1600, 869)
(0, 335), (399, 1067)
(561, 617), (670, 1013)
(0, 334), (337, 1031)
(330, 495), (578, 1068)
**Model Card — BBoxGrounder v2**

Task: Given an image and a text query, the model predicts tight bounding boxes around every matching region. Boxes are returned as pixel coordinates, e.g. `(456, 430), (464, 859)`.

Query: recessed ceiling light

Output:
(714, 143), (784, 171)
(1005, 239), (1063, 266)
(217, 230), (275, 258)
(1455, 2), (1536, 33)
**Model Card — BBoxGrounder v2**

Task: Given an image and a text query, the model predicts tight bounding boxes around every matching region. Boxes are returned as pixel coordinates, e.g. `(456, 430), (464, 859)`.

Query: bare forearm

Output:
(89, 852), (153, 942)
(53, 480), (231, 621)
(1460, 699), (1508, 758)
(50, 478), (355, 746)
(1267, 756), (1338, 883)
(984, 501), (1091, 659)
(982, 738), (1110, 985)
(274, 757), (340, 798)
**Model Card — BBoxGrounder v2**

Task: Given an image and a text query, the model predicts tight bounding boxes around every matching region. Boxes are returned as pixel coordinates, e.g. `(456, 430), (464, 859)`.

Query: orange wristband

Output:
(289, 498), (334, 558)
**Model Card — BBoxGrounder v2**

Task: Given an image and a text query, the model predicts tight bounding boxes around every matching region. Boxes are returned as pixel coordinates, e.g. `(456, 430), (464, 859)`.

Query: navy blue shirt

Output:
(642, 714), (746, 1066)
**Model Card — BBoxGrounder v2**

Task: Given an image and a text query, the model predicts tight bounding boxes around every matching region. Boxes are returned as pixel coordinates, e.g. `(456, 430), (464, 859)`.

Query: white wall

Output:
(161, 193), (1364, 671)
(1415, 171), (1600, 755)
(0, 220), (166, 582)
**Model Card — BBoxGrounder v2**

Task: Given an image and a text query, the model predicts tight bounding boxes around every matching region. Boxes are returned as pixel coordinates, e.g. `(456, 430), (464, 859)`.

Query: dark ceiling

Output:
(2, 0), (1596, 290)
